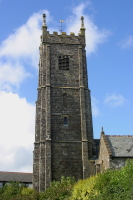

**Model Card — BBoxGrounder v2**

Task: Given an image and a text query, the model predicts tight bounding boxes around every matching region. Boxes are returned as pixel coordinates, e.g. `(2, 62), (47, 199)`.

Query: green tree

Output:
(40, 176), (75, 200)
(0, 182), (23, 200)
(70, 159), (133, 200)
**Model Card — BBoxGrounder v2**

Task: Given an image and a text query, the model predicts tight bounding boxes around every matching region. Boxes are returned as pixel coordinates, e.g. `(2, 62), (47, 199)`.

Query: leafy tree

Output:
(71, 175), (98, 200)
(0, 182), (40, 200)
(70, 159), (133, 200)
(40, 176), (75, 200)
(94, 160), (133, 200)
(0, 182), (23, 200)
(1, 161), (133, 200)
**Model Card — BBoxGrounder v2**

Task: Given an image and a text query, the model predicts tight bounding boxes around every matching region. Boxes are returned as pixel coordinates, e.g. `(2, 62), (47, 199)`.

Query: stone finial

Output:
(81, 16), (84, 28)
(43, 14), (46, 26)
(101, 127), (105, 134)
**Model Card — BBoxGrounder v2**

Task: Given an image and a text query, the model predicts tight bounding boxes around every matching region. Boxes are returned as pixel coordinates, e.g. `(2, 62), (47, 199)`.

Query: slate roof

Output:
(0, 172), (32, 183)
(106, 135), (133, 157)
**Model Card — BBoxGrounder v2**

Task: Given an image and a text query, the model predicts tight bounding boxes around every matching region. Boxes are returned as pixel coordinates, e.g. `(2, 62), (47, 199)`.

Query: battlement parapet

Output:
(41, 28), (86, 45)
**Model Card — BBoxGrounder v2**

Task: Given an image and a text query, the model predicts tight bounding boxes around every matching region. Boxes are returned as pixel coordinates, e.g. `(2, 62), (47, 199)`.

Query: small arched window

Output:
(64, 117), (68, 126)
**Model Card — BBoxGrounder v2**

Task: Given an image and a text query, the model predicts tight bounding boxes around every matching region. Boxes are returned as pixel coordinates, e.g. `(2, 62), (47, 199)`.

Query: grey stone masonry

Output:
(33, 14), (94, 192)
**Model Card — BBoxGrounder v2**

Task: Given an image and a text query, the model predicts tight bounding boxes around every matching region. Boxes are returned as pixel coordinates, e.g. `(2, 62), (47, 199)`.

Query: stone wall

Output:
(96, 133), (112, 172)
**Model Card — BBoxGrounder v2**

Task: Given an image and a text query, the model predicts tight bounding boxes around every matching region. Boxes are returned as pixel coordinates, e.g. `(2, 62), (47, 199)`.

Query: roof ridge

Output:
(0, 171), (32, 174)
(106, 135), (133, 137)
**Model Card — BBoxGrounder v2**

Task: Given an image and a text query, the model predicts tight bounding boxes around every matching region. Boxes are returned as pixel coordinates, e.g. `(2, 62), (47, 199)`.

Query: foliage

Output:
(0, 182), (22, 200)
(21, 187), (35, 196)
(70, 159), (133, 200)
(70, 175), (98, 200)
(94, 159), (133, 200)
(21, 187), (40, 199)
(40, 176), (76, 200)
(0, 182), (40, 200)
(1, 161), (133, 200)
(0, 177), (75, 200)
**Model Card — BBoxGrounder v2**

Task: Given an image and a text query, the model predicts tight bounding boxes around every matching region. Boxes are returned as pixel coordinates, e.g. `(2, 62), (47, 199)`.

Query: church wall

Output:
(96, 135), (110, 172)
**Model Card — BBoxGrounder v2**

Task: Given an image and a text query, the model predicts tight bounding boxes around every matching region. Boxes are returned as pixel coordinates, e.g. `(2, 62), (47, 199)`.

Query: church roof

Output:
(0, 171), (32, 183)
(106, 135), (133, 157)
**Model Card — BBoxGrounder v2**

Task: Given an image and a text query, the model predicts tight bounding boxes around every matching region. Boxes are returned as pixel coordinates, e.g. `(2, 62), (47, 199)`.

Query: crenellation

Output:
(41, 30), (86, 45)
(61, 32), (66, 35)
(53, 31), (58, 34)
(70, 32), (75, 35)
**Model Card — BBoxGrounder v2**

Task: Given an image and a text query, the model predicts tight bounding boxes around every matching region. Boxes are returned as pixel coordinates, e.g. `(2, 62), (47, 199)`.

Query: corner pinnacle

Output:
(81, 16), (84, 28)
(43, 14), (46, 26)
(101, 127), (105, 134)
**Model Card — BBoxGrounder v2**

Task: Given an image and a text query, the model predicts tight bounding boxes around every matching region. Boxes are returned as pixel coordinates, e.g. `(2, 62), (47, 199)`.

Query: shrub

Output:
(71, 175), (98, 200)
(0, 182), (23, 200)
(40, 176), (75, 200)
(94, 160), (133, 200)
(21, 187), (35, 196)
(70, 159), (133, 200)
(21, 187), (40, 199)
(1, 161), (133, 200)
(0, 182), (40, 200)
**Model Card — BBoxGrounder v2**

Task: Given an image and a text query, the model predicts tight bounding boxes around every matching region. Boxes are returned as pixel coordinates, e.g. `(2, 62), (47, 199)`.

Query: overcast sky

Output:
(0, 0), (133, 173)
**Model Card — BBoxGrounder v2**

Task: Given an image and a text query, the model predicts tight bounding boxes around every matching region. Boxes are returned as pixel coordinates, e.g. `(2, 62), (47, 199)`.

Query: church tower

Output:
(33, 14), (94, 192)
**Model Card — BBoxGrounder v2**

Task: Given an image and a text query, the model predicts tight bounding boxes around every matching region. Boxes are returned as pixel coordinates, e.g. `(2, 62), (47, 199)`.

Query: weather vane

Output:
(59, 19), (65, 33)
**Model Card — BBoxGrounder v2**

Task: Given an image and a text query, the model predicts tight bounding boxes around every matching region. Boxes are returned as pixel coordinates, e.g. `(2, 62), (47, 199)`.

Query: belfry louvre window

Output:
(59, 55), (69, 70)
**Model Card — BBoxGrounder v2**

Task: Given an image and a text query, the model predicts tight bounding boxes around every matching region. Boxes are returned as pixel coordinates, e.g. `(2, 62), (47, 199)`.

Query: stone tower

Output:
(33, 14), (94, 192)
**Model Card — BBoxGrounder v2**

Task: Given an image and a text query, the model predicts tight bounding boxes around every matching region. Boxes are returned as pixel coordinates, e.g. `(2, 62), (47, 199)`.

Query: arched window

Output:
(64, 117), (68, 125)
